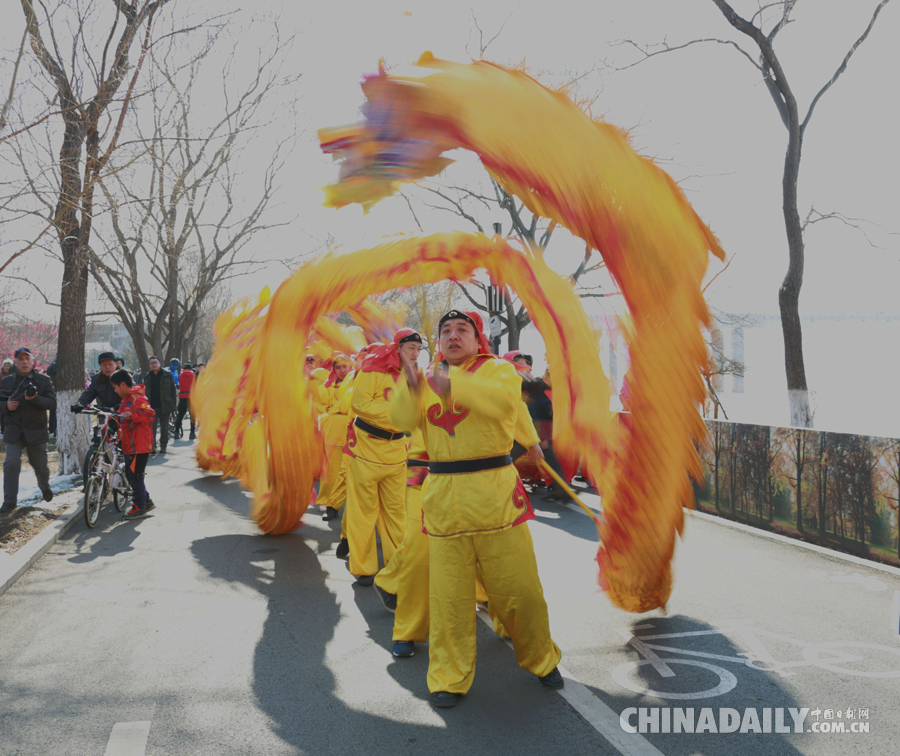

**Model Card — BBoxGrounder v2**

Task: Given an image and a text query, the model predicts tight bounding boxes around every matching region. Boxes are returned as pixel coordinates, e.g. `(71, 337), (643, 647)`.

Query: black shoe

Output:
(431, 692), (460, 708)
(356, 575), (375, 587)
(123, 505), (148, 520)
(160, 447), (167, 454)
(189, 433), (196, 440)
(0, 503), (15, 514)
(41, 488), (54, 503)
(392, 640), (415, 658)
(145, 500), (156, 512)
(322, 507), (339, 521)
(335, 538), (349, 560)
(374, 584), (397, 613)
(151, 447), (158, 457)
(538, 667), (565, 689)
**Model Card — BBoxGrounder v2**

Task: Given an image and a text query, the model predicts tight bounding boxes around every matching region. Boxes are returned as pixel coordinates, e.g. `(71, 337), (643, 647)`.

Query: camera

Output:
(23, 380), (37, 399)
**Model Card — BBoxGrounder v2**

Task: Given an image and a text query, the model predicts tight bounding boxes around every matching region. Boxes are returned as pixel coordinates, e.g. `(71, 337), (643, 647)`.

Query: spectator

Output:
(168, 358), (181, 388)
(73, 352), (121, 412)
(144, 356), (177, 454)
(0, 359), (12, 434)
(109, 370), (156, 520)
(0, 347), (57, 512)
(46, 358), (57, 436)
(115, 357), (125, 371)
(174, 362), (196, 440)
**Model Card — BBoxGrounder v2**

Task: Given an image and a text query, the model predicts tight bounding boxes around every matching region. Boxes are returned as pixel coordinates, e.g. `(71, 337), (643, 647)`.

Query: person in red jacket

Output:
(110, 370), (156, 520)
(174, 362), (196, 440)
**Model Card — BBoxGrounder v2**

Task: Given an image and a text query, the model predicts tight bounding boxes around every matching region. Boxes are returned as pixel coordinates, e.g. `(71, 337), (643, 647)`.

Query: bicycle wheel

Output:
(113, 465), (132, 512)
(84, 476), (103, 528)
(83, 446), (108, 490)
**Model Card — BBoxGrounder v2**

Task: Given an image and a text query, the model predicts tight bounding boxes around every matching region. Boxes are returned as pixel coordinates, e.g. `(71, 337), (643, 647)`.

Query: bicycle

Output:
(80, 407), (132, 528)
(612, 619), (900, 700)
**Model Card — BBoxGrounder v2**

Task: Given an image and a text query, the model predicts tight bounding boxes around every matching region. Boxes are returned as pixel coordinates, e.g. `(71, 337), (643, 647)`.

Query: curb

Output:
(686, 507), (900, 579)
(0, 497), (83, 601)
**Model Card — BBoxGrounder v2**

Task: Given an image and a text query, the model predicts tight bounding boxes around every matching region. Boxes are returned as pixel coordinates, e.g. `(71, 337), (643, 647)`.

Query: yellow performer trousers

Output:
(346, 456), (407, 577)
(375, 485), (429, 642)
(318, 444), (346, 511)
(427, 523), (561, 695)
(375, 485), (508, 643)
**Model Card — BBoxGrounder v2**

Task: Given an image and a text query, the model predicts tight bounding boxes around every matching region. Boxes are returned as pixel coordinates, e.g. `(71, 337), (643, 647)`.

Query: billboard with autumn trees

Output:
(698, 420), (900, 567)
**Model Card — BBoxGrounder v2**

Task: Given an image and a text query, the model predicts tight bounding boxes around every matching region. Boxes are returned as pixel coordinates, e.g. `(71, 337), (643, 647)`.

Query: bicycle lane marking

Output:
(103, 721), (151, 756)
(610, 620), (900, 701)
(475, 611), (665, 756)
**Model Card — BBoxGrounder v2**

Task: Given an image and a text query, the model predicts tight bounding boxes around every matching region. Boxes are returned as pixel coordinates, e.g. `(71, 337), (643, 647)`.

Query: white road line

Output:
(178, 510), (200, 545)
(475, 611), (664, 756)
(103, 721), (151, 756)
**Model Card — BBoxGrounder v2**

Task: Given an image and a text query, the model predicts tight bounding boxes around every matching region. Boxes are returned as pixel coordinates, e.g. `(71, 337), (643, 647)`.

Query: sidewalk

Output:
(0, 479), (83, 599)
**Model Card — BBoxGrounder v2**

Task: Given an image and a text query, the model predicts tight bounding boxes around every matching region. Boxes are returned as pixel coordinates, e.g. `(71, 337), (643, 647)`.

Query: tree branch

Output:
(800, 0), (894, 137)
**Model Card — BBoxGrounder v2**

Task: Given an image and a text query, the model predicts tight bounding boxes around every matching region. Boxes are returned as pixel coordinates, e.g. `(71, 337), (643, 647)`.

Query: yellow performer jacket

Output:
(320, 371), (355, 447)
(346, 369), (408, 466)
(310, 367), (331, 416)
(390, 354), (540, 538)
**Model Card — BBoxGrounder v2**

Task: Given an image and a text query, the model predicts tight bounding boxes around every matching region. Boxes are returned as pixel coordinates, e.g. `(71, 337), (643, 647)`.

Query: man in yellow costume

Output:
(344, 329), (422, 585)
(318, 354), (354, 523)
(374, 399), (544, 661)
(390, 310), (563, 708)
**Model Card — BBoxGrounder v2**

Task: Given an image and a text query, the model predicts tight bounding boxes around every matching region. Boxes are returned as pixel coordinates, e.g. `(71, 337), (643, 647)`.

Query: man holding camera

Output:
(0, 347), (57, 512)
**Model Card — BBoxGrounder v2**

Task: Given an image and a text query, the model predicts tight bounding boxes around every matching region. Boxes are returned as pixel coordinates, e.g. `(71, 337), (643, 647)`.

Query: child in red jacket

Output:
(110, 370), (156, 519)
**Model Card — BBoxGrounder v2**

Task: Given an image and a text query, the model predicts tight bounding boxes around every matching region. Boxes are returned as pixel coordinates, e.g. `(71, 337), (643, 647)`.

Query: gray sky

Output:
(271, 0), (899, 320)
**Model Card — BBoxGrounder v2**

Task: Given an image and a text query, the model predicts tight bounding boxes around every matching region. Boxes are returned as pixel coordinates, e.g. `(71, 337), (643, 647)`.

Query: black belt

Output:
(354, 417), (405, 442)
(407, 459), (429, 468)
(428, 454), (513, 475)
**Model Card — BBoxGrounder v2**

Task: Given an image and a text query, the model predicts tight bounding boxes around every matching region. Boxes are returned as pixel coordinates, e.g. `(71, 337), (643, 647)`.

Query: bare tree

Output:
(11, 0), (174, 474)
(88, 24), (297, 370)
(402, 175), (611, 350)
(615, 0), (895, 427)
(875, 438), (900, 555)
(398, 282), (457, 358)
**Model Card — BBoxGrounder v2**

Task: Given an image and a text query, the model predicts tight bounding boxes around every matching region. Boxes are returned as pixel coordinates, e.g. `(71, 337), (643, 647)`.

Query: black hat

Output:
(98, 352), (115, 364)
(397, 332), (422, 346)
(183, 362), (193, 369)
(438, 310), (479, 330)
(14, 347), (32, 358)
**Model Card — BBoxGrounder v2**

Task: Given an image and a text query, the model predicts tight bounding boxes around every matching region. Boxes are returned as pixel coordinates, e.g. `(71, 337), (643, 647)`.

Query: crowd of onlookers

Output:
(0, 349), (205, 517)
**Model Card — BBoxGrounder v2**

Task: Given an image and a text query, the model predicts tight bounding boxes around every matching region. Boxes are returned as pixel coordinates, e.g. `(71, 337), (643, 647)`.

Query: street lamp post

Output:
(488, 223), (504, 354)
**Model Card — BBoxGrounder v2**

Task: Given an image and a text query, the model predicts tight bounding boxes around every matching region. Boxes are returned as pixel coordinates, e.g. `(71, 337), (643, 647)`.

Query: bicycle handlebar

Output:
(79, 407), (124, 418)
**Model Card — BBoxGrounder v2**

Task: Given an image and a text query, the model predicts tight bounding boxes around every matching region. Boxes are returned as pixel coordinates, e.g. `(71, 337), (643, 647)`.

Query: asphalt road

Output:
(1, 441), (898, 756)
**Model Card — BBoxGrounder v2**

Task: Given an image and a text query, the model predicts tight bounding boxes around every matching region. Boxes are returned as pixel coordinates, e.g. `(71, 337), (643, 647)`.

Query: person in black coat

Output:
(0, 348), (57, 511)
(73, 352), (121, 412)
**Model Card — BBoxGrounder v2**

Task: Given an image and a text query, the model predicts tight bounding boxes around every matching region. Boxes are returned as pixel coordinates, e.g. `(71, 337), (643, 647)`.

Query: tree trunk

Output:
(55, 243), (91, 474)
(779, 116), (813, 428)
(52, 109), (91, 475)
(795, 433), (804, 533)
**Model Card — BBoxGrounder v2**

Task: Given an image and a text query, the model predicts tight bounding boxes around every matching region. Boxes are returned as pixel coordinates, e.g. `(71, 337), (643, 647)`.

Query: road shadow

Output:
(189, 520), (614, 755)
(528, 488), (600, 542)
(589, 614), (810, 756)
(66, 508), (142, 563)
